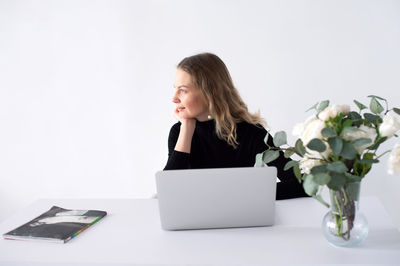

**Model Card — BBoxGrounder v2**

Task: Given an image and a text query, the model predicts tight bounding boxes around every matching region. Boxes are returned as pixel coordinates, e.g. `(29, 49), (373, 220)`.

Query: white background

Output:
(1, 0), (399, 228)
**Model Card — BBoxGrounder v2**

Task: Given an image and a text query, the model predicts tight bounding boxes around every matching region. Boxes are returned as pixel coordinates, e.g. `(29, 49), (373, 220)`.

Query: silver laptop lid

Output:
(155, 167), (277, 230)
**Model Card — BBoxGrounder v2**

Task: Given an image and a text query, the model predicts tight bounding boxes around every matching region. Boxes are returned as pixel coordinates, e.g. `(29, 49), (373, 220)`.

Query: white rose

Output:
(388, 143), (400, 175)
(318, 104), (350, 121)
(293, 115), (331, 159)
(299, 117), (325, 145)
(379, 113), (400, 138)
(299, 157), (322, 174)
(341, 125), (378, 154)
(292, 115), (317, 138)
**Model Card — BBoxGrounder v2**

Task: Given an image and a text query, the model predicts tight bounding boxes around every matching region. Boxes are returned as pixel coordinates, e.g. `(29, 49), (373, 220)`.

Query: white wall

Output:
(1, 0), (400, 228)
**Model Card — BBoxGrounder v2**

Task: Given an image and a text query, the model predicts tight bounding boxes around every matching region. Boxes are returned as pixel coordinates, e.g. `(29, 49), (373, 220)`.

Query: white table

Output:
(0, 197), (399, 265)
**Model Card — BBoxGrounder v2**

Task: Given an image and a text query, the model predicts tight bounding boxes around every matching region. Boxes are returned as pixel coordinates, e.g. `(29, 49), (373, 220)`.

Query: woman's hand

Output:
(173, 107), (196, 153)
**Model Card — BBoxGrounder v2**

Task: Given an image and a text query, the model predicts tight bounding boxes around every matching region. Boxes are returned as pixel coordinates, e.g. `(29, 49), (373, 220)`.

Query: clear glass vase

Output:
(322, 182), (369, 247)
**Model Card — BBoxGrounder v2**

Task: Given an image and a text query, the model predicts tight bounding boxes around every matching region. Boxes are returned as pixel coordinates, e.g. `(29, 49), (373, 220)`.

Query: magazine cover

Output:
(3, 206), (107, 243)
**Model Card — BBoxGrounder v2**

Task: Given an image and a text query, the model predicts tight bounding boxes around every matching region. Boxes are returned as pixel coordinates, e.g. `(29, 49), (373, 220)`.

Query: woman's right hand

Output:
(173, 107), (196, 153)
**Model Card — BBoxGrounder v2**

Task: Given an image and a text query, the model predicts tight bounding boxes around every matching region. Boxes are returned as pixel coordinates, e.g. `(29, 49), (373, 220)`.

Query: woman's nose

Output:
(172, 94), (180, 103)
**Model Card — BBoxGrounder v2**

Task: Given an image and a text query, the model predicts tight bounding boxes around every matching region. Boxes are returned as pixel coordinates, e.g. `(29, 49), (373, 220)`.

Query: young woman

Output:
(164, 53), (307, 200)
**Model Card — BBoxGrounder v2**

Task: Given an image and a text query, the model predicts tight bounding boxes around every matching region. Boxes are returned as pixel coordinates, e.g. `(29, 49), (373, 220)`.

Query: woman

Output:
(164, 53), (307, 200)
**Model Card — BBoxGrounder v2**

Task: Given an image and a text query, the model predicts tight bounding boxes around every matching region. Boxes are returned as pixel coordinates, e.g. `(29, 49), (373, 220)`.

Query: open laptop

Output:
(155, 167), (277, 230)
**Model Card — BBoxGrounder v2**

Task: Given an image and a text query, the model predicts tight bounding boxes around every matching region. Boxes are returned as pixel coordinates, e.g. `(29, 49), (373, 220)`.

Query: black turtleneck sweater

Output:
(164, 120), (308, 200)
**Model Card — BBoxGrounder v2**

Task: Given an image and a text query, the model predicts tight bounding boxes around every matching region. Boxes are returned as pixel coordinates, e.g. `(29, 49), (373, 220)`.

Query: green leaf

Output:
(352, 138), (372, 147)
(321, 127), (336, 138)
(303, 174), (319, 196)
(284, 149), (295, 158)
(314, 173), (331, 185)
(262, 150), (280, 164)
(346, 182), (361, 201)
(310, 164), (328, 175)
(307, 138), (326, 152)
(341, 126), (359, 135)
(364, 113), (382, 123)
(284, 160), (298, 171)
(326, 161), (348, 173)
(340, 142), (358, 160)
(312, 194), (330, 208)
(306, 102), (319, 112)
(393, 108), (400, 115)
(345, 172), (362, 183)
(368, 136), (387, 150)
(354, 100), (367, 111)
(295, 139), (306, 156)
(264, 133), (269, 144)
(327, 172), (346, 191)
(370, 97), (384, 114)
(348, 111), (362, 120)
(273, 131), (287, 147)
(254, 153), (265, 167)
(368, 95), (387, 101)
(293, 163), (302, 183)
(317, 100), (330, 112)
(358, 158), (379, 164)
(328, 136), (343, 155)
(342, 119), (353, 129)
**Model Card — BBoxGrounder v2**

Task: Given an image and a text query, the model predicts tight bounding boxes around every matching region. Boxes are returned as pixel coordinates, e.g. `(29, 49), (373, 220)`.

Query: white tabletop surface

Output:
(0, 197), (399, 265)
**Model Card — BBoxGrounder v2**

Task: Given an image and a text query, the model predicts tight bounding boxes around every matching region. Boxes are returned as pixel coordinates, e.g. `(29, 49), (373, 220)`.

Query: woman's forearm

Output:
(174, 121), (195, 153)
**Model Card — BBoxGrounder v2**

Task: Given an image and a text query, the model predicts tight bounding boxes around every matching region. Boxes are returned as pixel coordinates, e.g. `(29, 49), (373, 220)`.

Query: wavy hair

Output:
(177, 53), (267, 148)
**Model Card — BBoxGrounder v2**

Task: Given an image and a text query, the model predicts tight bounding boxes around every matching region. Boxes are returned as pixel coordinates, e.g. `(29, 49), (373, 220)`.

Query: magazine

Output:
(3, 206), (107, 243)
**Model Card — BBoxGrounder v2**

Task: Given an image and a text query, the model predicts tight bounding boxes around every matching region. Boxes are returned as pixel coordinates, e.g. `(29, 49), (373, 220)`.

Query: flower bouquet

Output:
(256, 95), (400, 246)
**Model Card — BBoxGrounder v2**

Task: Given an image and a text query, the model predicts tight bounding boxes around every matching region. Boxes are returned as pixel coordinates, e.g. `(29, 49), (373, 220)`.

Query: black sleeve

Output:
(255, 128), (309, 200)
(163, 123), (191, 170)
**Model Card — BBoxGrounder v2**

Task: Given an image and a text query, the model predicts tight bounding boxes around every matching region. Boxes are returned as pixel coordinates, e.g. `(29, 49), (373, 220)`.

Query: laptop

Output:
(155, 167), (277, 230)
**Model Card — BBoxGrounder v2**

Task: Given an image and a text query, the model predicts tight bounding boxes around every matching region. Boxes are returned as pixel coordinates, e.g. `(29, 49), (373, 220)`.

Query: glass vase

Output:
(322, 181), (368, 247)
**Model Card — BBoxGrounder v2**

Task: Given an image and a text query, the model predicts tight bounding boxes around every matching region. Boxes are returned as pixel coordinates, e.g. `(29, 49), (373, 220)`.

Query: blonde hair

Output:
(177, 53), (266, 148)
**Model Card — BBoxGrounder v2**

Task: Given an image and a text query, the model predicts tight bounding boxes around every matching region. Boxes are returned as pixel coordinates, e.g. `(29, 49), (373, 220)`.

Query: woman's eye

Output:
(180, 89), (186, 93)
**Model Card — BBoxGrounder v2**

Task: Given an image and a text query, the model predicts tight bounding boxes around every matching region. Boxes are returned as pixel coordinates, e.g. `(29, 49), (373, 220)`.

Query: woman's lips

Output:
(177, 107), (185, 111)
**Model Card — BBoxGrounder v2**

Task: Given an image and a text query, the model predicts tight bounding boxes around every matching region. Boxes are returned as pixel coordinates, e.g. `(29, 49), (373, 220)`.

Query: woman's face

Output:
(172, 68), (209, 121)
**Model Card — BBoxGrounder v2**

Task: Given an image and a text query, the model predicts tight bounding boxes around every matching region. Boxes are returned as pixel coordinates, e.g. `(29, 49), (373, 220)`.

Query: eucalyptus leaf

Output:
(264, 133), (269, 145)
(314, 173), (331, 186)
(341, 126), (359, 135)
(312, 194), (330, 208)
(364, 113), (382, 123)
(328, 136), (343, 155)
(353, 100), (367, 111)
(284, 149), (295, 158)
(306, 102), (319, 112)
(273, 131), (287, 147)
(346, 182), (361, 201)
(322, 127), (336, 138)
(317, 100), (330, 112)
(340, 142), (358, 160)
(367, 95), (387, 101)
(348, 111), (362, 120)
(284, 160), (298, 171)
(368, 136), (387, 150)
(393, 108), (400, 115)
(262, 150), (280, 164)
(295, 139), (306, 156)
(311, 164), (328, 175)
(352, 138), (372, 147)
(303, 174), (319, 196)
(326, 161), (348, 173)
(345, 172), (362, 183)
(327, 172), (346, 191)
(370, 97), (384, 114)
(307, 138), (326, 152)
(293, 163), (302, 183)
(254, 153), (265, 167)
